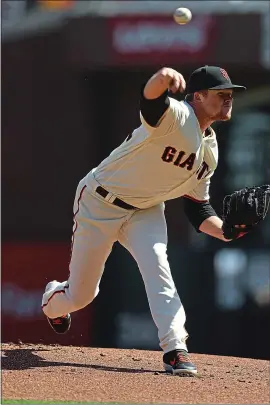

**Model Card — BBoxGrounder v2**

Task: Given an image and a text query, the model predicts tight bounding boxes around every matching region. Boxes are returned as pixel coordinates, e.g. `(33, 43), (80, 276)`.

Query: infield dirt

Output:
(2, 343), (269, 404)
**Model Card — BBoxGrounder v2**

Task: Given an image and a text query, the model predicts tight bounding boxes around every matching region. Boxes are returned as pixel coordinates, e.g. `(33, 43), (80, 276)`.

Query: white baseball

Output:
(173, 8), (192, 25)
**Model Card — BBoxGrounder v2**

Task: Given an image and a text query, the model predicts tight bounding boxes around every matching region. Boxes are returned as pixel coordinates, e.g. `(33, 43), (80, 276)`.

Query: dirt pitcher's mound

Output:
(2, 343), (269, 404)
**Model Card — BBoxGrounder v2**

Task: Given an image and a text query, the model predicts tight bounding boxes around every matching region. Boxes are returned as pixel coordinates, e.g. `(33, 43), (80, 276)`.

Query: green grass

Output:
(3, 401), (122, 404)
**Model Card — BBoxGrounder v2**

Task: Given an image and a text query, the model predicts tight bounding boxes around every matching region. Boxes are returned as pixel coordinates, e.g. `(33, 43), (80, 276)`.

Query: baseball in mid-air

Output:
(173, 7), (192, 25)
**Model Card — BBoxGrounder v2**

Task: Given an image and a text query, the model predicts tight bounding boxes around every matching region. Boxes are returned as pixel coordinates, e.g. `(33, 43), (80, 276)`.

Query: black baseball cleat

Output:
(163, 349), (197, 376)
(47, 314), (71, 334)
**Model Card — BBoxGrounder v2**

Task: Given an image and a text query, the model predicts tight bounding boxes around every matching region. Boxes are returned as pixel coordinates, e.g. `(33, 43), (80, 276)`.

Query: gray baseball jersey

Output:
(87, 99), (218, 208)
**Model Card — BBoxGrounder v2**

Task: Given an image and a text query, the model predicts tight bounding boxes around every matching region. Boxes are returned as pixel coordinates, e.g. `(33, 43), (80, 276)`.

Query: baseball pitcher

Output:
(41, 66), (270, 376)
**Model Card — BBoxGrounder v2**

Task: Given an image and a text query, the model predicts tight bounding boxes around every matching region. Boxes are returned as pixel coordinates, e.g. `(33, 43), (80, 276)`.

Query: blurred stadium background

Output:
(2, 0), (270, 361)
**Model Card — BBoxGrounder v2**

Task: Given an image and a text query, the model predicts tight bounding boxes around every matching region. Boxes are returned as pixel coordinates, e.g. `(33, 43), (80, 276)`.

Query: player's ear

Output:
(194, 92), (203, 102)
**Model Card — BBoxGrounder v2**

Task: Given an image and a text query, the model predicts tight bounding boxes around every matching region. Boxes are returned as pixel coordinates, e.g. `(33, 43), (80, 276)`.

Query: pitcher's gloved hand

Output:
(222, 185), (270, 240)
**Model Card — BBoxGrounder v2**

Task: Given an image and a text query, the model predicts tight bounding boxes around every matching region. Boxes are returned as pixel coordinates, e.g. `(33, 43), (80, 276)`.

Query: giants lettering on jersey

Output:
(161, 146), (209, 180)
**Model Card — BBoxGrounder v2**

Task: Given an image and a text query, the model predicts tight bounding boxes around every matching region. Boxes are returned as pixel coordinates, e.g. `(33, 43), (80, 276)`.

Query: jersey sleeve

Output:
(184, 176), (212, 202)
(139, 88), (170, 127)
(140, 96), (185, 137)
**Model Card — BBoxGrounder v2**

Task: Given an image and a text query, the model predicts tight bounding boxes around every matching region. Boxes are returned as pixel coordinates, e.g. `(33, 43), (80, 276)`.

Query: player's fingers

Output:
(169, 78), (180, 93)
(169, 74), (186, 93)
(178, 75), (186, 93)
(172, 73), (185, 92)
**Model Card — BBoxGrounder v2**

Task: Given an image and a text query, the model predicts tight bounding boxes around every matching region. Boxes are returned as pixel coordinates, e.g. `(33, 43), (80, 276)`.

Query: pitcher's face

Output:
(201, 90), (233, 121)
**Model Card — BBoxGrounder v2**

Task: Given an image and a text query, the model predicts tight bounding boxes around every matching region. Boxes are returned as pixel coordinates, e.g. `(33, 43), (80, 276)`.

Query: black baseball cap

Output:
(186, 65), (246, 93)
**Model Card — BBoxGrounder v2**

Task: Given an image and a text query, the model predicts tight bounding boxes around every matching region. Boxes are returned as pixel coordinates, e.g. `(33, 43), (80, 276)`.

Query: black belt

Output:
(96, 186), (137, 210)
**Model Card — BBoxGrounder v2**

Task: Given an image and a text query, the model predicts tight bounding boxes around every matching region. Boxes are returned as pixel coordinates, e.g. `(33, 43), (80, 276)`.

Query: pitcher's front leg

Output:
(118, 205), (197, 375)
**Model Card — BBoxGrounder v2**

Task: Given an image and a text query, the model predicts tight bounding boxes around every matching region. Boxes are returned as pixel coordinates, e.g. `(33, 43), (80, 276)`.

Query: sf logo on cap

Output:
(220, 68), (230, 80)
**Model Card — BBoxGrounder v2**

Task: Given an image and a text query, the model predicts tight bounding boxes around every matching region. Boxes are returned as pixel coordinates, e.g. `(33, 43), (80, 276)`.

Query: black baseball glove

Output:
(222, 185), (270, 240)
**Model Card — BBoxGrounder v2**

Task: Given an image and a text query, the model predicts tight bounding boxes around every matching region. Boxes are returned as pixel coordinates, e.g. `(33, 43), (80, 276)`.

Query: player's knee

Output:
(153, 242), (167, 256)
(70, 286), (99, 310)
(152, 243), (169, 267)
(137, 242), (170, 273)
